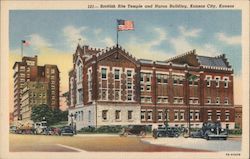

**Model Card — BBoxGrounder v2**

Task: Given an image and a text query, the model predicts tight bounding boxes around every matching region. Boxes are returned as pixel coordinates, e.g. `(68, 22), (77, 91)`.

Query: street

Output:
(142, 136), (242, 151)
(10, 134), (208, 152)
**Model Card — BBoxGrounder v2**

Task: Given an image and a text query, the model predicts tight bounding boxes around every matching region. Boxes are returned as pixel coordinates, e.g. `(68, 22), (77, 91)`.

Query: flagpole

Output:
(116, 19), (119, 47)
(21, 40), (23, 59)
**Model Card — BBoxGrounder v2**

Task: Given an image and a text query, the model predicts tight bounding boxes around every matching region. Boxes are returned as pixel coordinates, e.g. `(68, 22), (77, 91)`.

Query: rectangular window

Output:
(157, 74), (161, 83)
(225, 111), (230, 121)
(101, 68), (107, 79)
(140, 74), (144, 82)
(163, 75), (168, 83)
(141, 111), (146, 120)
(147, 111), (152, 120)
(102, 110), (108, 120)
(115, 110), (121, 120)
(128, 110), (133, 120)
(163, 97), (168, 103)
(146, 85), (151, 91)
(224, 98), (229, 105)
(174, 111), (179, 121)
(146, 74), (151, 82)
(217, 111), (221, 121)
(127, 93), (132, 101)
(127, 70), (132, 77)
(158, 111), (163, 120)
(195, 111), (200, 120)
(206, 98), (211, 104)
(216, 97), (220, 105)
(180, 112), (185, 121)
(127, 82), (132, 89)
(140, 85), (144, 91)
(88, 110), (91, 122)
(140, 97), (145, 103)
(145, 97), (152, 103)
(208, 112), (212, 121)
(224, 79), (228, 88)
(206, 77), (211, 87)
(190, 111), (194, 121)
(215, 77), (220, 88)
(157, 97), (161, 103)
(115, 69), (120, 79)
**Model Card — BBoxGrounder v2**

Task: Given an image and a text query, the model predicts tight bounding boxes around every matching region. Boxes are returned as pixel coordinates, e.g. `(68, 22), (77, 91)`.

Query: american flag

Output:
(117, 20), (134, 31)
(22, 40), (30, 46)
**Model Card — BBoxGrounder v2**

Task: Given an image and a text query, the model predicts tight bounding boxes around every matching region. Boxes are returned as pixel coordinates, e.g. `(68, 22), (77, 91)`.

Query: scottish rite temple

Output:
(68, 44), (235, 130)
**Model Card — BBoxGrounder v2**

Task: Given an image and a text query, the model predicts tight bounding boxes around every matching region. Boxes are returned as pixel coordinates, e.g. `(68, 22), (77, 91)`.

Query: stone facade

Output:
(68, 45), (235, 130)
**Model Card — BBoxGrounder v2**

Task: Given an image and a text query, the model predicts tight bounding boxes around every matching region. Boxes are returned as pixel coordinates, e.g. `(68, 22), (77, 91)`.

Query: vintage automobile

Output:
(190, 122), (228, 140)
(60, 126), (74, 136)
(156, 127), (180, 137)
(120, 125), (146, 137)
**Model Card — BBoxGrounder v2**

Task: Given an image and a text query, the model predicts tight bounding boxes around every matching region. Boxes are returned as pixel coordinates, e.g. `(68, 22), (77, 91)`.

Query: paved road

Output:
(9, 134), (207, 152)
(142, 136), (241, 152)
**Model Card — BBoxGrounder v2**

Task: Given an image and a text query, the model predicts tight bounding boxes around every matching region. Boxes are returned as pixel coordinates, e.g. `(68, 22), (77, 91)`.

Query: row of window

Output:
(140, 110), (230, 121)
(100, 89), (133, 101)
(102, 110), (133, 120)
(206, 76), (229, 88)
(101, 68), (133, 80)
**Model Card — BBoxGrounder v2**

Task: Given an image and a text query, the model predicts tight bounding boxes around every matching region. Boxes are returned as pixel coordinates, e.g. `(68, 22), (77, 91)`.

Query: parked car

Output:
(120, 125), (146, 137)
(60, 126), (74, 136)
(190, 122), (228, 140)
(156, 127), (180, 137)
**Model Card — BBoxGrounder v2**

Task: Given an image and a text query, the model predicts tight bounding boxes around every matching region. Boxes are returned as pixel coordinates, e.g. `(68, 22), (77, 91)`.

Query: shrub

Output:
(228, 129), (242, 135)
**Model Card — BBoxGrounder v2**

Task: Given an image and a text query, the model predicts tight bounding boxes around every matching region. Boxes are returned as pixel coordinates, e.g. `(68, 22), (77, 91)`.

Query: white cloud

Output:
(216, 32), (241, 45)
(149, 27), (167, 47)
(62, 25), (87, 49)
(124, 27), (172, 60)
(103, 37), (115, 47)
(28, 34), (52, 49)
(178, 26), (202, 37)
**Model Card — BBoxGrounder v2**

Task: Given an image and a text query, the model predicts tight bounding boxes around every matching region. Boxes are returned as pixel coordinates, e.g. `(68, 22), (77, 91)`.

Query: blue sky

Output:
(10, 10), (242, 74)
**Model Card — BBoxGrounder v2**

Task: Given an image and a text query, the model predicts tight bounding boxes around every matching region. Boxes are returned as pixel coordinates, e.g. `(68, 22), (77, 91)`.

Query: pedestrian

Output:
(153, 128), (158, 139)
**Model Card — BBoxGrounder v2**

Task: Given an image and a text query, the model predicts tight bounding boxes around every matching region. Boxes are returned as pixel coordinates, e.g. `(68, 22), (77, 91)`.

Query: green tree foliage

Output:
(31, 104), (68, 126)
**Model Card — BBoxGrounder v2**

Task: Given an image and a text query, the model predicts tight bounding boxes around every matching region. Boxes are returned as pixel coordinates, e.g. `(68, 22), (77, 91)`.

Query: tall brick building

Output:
(68, 45), (235, 130)
(13, 56), (60, 120)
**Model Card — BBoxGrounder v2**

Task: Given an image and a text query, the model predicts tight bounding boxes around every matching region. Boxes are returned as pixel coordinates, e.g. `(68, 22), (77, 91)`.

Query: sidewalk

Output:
(75, 133), (119, 137)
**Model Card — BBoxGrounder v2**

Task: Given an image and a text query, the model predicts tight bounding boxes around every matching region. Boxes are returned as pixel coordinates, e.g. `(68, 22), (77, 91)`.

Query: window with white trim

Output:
(147, 110), (153, 121)
(128, 110), (133, 120)
(180, 111), (185, 121)
(141, 111), (146, 120)
(146, 74), (151, 82)
(158, 110), (163, 121)
(102, 110), (108, 120)
(216, 97), (220, 105)
(206, 98), (211, 104)
(224, 78), (229, 88)
(224, 98), (229, 105)
(206, 77), (211, 87)
(140, 85), (144, 91)
(216, 111), (221, 121)
(225, 111), (230, 121)
(127, 70), (132, 77)
(208, 112), (212, 121)
(190, 111), (194, 121)
(115, 90), (120, 101)
(146, 85), (151, 91)
(115, 110), (121, 120)
(114, 69), (120, 80)
(174, 111), (179, 121)
(101, 89), (107, 100)
(127, 92), (132, 101)
(101, 68), (107, 79)
(215, 77), (220, 88)
(195, 111), (200, 120)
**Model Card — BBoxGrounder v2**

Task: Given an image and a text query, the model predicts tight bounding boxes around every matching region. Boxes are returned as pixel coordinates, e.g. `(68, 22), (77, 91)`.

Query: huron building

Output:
(13, 56), (60, 120)
(68, 45), (235, 130)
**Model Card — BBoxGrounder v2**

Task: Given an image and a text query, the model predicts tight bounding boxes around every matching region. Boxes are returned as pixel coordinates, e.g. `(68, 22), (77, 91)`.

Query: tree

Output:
(31, 104), (69, 126)
(31, 104), (55, 126)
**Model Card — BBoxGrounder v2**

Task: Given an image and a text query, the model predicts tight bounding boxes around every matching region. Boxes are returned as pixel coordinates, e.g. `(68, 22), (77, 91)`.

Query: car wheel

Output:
(206, 135), (210, 140)
(123, 132), (128, 137)
(175, 133), (179, 138)
(158, 133), (163, 137)
(140, 131), (146, 137)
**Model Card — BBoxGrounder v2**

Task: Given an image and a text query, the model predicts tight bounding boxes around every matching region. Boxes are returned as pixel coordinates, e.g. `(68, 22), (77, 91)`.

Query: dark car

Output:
(120, 125), (146, 137)
(157, 127), (180, 137)
(60, 126), (74, 136)
(191, 122), (228, 140)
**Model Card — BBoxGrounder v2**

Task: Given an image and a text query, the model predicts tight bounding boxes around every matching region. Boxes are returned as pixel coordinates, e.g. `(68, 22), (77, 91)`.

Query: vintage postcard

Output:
(0, 0), (249, 159)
